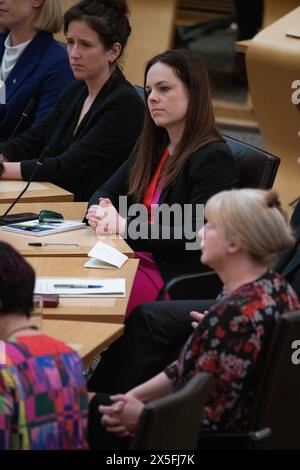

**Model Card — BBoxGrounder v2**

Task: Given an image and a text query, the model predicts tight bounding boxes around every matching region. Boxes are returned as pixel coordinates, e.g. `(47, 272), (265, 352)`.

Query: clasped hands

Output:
(86, 197), (126, 236)
(99, 310), (208, 438)
(99, 393), (144, 437)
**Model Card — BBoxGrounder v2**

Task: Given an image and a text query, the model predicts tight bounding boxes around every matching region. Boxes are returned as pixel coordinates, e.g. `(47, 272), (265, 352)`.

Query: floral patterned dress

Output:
(165, 270), (299, 431)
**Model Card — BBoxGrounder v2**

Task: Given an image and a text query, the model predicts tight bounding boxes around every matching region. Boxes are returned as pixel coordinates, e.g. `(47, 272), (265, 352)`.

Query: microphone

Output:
(0, 146), (50, 225)
(10, 99), (36, 140)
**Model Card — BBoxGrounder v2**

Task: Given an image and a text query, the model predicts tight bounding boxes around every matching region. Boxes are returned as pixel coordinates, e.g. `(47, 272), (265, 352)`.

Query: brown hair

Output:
(128, 49), (224, 202)
(63, 0), (131, 62)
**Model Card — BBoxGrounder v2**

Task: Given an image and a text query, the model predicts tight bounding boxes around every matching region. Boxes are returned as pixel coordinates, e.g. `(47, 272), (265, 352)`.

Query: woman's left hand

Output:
(95, 202), (126, 236)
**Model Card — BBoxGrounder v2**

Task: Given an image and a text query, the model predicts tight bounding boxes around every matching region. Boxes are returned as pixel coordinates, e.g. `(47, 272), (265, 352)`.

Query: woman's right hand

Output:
(86, 198), (112, 230)
(86, 205), (100, 230)
(190, 310), (208, 329)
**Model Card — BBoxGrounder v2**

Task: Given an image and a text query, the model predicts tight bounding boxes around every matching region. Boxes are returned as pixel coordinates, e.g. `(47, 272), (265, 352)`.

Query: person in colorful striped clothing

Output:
(0, 242), (88, 450)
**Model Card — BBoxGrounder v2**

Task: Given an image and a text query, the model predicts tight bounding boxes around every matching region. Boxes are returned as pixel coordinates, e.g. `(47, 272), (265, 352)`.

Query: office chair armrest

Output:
(200, 427), (271, 442)
(156, 271), (218, 301)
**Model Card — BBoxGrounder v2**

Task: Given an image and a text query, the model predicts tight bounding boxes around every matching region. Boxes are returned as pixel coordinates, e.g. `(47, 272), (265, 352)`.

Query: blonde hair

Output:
(34, 0), (63, 34)
(205, 189), (295, 265)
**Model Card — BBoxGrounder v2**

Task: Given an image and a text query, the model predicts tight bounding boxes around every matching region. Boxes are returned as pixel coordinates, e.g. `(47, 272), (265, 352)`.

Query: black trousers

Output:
(88, 299), (215, 394)
(88, 393), (132, 450)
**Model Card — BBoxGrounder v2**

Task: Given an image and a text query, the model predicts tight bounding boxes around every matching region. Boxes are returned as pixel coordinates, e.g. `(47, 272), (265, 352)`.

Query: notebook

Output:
(1, 219), (85, 236)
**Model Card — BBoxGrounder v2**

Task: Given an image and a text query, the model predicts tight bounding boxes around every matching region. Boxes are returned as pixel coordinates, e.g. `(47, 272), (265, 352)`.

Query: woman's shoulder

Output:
(187, 140), (235, 164)
(106, 75), (145, 107)
(4, 335), (79, 364)
(30, 31), (68, 61)
(184, 140), (238, 180)
(218, 270), (299, 316)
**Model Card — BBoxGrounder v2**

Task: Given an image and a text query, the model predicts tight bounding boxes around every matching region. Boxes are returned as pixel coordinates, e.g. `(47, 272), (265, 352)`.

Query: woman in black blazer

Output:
(0, 0), (144, 201)
(87, 49), (240, 312)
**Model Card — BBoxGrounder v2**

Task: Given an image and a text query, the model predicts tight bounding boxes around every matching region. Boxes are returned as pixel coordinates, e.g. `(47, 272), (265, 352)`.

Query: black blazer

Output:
(89, 141), (240, 281)
(0, 68), (144, 201)
(275, 200), (300, 298)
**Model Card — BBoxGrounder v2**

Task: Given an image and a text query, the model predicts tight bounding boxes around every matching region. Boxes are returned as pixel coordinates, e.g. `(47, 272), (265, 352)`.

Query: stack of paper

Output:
(84, 241), (128, 269)
(34, 277), (126, 298)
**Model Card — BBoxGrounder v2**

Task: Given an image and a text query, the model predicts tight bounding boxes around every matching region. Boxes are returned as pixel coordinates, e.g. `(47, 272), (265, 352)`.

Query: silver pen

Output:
(28, 242), (80, 247)
(54, 284), (103, 288)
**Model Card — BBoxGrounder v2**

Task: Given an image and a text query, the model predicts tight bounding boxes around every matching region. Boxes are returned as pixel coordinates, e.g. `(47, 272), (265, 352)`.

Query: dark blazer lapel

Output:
(5, 31), (53, 101)
(0, 34), (5, 62)
(281, 201), (300, 276)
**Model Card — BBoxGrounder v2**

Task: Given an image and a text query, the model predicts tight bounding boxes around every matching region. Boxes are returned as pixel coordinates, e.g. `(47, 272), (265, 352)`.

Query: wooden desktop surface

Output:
(0, 202), (87, 220)
(27, 257), (139, 324)
(0, 181), (73, 203)
(0, 202), (134, 257)
(43, 319), (124, 366)
(246, 6), (300, 209)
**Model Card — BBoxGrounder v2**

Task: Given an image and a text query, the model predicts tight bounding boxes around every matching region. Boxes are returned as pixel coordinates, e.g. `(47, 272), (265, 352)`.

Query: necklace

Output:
(4, 325), (39, 341)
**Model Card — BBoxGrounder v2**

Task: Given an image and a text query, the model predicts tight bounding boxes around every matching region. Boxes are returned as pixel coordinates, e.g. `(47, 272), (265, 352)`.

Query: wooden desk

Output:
(43, 320), (124, 366)
(0, 202), (86, 220)
(27, 257), (139, 323)
(0, 181), (73, 203)
(246, 6), (300, 209)
(0, 214), (134, 257)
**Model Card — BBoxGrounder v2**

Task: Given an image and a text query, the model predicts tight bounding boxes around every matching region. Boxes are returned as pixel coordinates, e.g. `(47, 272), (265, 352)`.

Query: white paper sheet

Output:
(34, 277), (126, 297)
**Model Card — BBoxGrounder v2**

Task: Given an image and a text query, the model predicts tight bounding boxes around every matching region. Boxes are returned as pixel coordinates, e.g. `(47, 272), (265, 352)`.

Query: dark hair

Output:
(63, 0), (131, 61)
(0, 242), (35, 317)
(128, 49), (224, 202)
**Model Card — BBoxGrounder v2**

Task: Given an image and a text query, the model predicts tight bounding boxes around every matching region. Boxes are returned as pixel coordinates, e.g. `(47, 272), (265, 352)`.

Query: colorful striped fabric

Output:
(0, 334), (88, 450)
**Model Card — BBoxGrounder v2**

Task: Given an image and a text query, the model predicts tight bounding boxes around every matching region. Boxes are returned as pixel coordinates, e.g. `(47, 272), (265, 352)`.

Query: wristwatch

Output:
(0, 161), (4, 177)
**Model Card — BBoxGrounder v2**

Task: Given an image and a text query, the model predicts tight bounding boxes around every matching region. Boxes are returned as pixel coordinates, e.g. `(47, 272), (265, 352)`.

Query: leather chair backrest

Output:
(130, 372), (212, 450)
(248, 310), (300, 449)
(225, 135), (280, 189)
(133, 84), (145, 101)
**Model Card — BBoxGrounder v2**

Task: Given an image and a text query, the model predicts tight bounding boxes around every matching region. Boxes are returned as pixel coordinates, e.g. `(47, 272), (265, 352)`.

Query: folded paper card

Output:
(2, 219), (85, 236)
(85, 241), (128, 269)
(35, 277), (126, 297)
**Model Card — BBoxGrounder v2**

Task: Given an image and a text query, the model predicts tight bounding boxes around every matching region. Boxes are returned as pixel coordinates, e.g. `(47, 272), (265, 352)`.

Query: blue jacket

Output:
(0, 30), (74, 142)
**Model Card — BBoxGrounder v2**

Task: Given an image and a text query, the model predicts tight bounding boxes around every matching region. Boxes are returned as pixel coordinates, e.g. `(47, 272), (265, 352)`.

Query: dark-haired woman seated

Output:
(0, 242), (88, 450)
(87, 48), (239, 314)
(0, 0), (144, 201)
